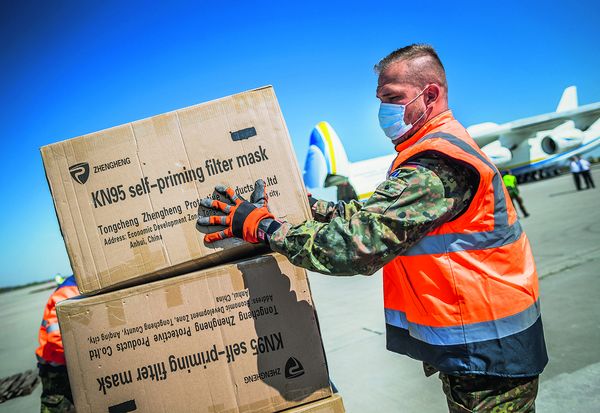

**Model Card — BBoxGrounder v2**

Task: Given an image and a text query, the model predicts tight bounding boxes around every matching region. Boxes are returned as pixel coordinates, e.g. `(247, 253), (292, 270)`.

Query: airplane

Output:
(303, 86), (600, 201)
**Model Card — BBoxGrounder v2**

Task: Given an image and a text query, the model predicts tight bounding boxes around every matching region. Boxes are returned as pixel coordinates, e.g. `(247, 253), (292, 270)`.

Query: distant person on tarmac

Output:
(36, 275), (79, 413)
(570, 156), (595, 190)
(503, 170), (530, 218)
(578, 156), (595, 189)
(570, 156), (584, 190)
(197, 44), (547, 412)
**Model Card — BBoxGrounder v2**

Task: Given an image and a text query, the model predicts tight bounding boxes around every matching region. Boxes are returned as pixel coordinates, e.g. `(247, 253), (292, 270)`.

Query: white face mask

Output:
(378, 88), (427, 141)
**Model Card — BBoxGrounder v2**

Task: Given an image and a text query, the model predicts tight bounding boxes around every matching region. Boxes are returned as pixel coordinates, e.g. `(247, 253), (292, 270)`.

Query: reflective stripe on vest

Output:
(385, 317), (547, 376)
(404, 220), (523, 255)
(385, 299), (540, 345)
(46, 323), (60, 334)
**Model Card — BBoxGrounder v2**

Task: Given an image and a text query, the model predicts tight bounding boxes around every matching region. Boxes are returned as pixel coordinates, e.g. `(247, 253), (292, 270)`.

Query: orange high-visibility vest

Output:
(384, 111), (547, 376)
(36, 276), (79, 366)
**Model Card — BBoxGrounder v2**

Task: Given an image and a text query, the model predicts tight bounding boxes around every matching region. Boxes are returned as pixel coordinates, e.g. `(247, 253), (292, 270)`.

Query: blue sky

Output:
(1, 0), (599, 287)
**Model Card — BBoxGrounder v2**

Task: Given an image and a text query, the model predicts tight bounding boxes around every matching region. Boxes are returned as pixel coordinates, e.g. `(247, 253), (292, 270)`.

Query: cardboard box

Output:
(42, 86), (310, 294)
(58, 253), (331, 413)
(281, 394), (345, 413)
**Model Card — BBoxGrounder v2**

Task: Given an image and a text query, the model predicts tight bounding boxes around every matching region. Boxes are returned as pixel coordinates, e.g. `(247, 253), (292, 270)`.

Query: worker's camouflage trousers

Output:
(39, 366), (75, 413)
(440, 373), (539, 413)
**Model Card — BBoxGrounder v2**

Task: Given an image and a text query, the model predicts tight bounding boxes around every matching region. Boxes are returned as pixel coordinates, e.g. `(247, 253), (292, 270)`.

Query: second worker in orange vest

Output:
(197, 44), (548, 412)
(36, 275), (79, 413)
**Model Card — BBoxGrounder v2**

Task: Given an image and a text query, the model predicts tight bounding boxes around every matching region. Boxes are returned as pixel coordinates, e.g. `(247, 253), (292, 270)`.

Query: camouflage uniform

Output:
(39, 365), (75, 413)
(440, 373), (538, 413)
(269, 153), (539, 411)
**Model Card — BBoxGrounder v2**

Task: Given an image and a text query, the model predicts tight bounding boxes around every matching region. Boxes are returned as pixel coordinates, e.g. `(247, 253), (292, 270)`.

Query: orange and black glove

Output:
(307, 193), (319, 209)
(197, 179), (281, 244)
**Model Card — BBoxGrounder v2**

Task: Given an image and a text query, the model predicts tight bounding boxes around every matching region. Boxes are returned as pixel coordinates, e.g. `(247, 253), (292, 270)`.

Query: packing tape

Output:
(207, 395), (279, 413)
(106, 301), (127, 327)
(64, 309), (93, 329)
(229, 267), (245, 292)
(165, 284), (184, 308)
(184, 226), (201, 264)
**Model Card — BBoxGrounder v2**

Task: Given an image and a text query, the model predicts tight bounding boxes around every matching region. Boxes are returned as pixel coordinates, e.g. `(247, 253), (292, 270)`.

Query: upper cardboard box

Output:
(42, 86), (310, 294)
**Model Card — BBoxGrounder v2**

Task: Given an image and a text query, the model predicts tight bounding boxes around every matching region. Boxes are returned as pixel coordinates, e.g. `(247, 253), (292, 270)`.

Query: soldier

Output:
(36, 275), (79, 413)
(197, 44), (548, 412)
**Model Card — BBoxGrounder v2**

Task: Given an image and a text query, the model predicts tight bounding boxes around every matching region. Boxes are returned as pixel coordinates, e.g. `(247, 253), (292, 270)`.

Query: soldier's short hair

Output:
(375, 44), (447, 90)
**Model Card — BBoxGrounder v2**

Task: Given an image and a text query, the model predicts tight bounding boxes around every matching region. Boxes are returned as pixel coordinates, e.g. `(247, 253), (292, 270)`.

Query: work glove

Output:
(307, 193), (318, 209)
(307, 193), (323, 220)
(197, 179), (277, 244)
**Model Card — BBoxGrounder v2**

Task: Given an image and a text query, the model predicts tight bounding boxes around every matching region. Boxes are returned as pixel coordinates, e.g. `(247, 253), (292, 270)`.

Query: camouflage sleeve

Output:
(311, 199), (364, 223)
(269, 166), (456, 276)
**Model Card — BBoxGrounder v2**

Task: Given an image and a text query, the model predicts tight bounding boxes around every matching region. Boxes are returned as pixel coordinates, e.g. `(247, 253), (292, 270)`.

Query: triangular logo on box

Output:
(69, 162), (90, 184)
(284, 357), (305, 379)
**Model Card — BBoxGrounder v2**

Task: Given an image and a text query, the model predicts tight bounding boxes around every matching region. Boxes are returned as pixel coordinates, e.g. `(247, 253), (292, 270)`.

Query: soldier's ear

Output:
(425, 84), (439, 106)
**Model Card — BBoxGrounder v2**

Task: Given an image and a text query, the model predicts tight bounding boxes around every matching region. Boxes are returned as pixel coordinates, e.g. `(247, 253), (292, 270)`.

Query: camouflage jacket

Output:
(269, 154), (477, 275)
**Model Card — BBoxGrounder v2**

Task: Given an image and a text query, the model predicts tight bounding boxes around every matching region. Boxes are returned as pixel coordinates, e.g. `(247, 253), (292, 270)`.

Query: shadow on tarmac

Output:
(548, 189), (582, 197)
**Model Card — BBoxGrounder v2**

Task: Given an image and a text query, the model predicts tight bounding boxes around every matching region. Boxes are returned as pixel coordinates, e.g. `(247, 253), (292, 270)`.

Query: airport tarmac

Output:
(0, 170), (598, 412)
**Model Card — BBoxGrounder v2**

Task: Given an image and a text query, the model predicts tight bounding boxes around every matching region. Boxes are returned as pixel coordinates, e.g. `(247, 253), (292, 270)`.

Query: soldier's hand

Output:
(196, 179), (275, 244)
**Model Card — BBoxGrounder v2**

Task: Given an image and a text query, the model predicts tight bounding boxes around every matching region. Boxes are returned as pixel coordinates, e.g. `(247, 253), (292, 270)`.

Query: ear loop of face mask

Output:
(406, 86), (430, 124)
(391, 87), (429, 142)
(406, 87), (427, 107)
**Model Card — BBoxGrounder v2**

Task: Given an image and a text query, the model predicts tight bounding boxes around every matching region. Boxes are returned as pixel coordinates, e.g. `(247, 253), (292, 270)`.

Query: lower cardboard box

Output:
(57, 253), (331, 412)
(280, 394), (345, 413)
